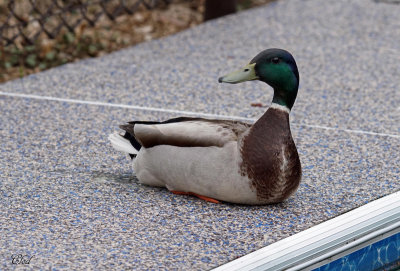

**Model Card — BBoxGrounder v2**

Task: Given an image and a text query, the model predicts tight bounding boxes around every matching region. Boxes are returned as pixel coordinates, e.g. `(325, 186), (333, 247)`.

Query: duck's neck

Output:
(270, 78), (298, 110)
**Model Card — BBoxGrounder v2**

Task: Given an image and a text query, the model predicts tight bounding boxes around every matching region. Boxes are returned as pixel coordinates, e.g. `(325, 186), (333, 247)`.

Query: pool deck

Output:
(1, 0), (399, 269)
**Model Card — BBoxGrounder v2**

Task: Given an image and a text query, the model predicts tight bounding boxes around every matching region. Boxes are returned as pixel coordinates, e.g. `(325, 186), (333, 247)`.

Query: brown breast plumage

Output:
(240, 108), (302, 203)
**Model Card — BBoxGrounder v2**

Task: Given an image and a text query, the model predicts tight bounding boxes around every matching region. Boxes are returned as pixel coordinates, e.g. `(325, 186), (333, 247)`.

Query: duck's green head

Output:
(219, 48), (299, 110)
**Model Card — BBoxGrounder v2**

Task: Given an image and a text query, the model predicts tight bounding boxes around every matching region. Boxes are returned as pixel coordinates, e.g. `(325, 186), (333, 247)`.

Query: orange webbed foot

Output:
(171, 191), (220, 204)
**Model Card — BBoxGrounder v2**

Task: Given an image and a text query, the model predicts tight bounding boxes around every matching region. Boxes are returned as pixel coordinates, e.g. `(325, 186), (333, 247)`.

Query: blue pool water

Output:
(313, 231), (400, 271)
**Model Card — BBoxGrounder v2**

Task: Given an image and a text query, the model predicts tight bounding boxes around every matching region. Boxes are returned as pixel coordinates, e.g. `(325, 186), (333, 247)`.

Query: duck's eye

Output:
(271, 57), (280, 64)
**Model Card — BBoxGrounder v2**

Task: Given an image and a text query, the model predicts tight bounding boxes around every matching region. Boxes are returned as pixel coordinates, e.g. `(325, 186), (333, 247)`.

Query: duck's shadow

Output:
(92, 171), (137, 184)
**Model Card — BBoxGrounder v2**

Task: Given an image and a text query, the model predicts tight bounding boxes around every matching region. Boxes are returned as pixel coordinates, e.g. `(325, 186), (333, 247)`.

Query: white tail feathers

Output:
(108, 132), (138, 155)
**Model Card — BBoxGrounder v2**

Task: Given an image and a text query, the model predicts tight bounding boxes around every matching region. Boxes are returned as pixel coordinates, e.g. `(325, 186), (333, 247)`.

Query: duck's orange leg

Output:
(171, 191), (220, 204)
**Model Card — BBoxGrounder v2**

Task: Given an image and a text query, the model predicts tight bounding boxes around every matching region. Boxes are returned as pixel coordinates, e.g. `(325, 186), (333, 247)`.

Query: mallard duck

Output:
(109, 48), (301, 205)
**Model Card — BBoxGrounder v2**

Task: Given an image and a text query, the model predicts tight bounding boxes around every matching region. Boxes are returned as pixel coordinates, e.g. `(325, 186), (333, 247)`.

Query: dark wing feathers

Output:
(119, 117), (251, 151)
(127, 117), (201, 125)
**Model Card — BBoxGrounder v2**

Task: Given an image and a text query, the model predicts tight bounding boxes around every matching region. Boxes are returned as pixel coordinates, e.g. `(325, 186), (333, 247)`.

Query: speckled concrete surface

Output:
(0, 97), (399, 270)
(1, 0), (399, 270)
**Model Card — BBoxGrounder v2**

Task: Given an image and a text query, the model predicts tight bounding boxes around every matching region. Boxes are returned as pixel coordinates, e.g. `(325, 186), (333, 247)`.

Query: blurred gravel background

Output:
(0, 0), (273, 83)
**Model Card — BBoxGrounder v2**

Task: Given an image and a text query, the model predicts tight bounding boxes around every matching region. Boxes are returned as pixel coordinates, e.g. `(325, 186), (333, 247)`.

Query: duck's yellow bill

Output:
(218, 63), (258, 84)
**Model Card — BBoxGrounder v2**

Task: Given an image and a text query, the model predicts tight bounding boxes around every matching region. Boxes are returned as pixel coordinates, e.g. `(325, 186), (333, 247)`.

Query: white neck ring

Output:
(270, 103), (291, 114)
